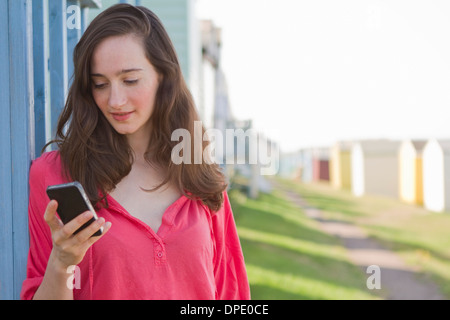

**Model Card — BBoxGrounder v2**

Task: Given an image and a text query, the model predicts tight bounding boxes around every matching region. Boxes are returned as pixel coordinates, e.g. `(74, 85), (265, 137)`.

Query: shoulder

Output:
(209, 190), (233, 219)
(30, 151), (60, 174)
(29, 151), (65, 186)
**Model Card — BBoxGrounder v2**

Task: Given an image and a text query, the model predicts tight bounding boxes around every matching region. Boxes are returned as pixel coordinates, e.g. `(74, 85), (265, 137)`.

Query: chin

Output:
(111, 125), (135, 136)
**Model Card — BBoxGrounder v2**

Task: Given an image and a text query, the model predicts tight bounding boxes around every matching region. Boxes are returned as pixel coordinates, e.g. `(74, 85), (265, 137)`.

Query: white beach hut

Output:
(422, 139), (450, 212)
(299, 148), (314, 183)
(351, 139), (401, 198)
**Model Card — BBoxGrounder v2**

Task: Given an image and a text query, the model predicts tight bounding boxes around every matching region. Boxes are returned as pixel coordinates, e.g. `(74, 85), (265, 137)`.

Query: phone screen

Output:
(46, 182), (102, 237)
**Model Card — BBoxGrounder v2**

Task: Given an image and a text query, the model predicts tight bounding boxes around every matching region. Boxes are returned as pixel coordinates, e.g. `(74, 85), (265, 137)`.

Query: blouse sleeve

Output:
(211, 191), (251, 300)
(20, 156), (54, 300)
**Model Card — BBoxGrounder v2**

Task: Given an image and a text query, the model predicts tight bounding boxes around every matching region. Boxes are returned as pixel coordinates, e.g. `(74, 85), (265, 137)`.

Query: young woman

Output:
(21, 3), (250, 300)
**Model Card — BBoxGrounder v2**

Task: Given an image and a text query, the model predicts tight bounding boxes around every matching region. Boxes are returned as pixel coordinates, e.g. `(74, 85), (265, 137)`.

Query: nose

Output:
(108, 83), (127, 109)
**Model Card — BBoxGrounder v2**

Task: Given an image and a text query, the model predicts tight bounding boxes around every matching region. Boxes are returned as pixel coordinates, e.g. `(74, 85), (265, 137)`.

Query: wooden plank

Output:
(33, 0), (50, 155)
(49, 0), (68, 140)
(67, 0), (81, 88)
(8, 0), (34, 299)
(0, 0), (14, 301)
(81, 6), (89, 33)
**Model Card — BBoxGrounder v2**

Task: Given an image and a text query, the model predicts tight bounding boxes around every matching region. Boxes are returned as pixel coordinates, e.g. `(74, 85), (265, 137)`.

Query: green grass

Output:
(229, 187), (382, 300)
(273, 178), (450, 299)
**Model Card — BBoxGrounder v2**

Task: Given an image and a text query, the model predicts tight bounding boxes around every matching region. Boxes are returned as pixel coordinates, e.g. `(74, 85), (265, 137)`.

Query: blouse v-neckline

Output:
(105, 193), (187, 239)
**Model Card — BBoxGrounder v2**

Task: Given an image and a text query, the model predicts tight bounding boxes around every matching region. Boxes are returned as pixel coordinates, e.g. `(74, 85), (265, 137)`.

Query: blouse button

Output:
(157, 251), (163, 258)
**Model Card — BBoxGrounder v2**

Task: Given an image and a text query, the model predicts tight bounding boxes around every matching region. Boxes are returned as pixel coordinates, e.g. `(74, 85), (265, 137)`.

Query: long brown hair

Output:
(47, 3), (227, 211)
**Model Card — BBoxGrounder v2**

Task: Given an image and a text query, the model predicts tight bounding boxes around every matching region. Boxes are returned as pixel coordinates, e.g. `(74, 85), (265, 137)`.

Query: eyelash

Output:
(125, 79), (138, 85)
(93, 83), (107, 90)
(93, 80), (139, 90)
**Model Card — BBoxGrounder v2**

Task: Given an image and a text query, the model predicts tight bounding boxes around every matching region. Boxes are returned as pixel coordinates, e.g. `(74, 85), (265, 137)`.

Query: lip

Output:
(110, 111), (134, 121)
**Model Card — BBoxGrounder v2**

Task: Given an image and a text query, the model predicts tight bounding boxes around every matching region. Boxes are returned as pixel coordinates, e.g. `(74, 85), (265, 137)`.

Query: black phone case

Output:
(46, 182), (102, 237)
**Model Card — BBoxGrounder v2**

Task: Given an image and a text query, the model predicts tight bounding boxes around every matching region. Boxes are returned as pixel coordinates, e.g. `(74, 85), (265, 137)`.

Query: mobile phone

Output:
(46, 181), (103, 237)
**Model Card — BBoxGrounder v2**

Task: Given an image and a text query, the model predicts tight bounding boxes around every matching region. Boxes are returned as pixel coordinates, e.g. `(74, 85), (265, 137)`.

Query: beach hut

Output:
(279, 151), (303, 179)
(422, 139), (450, 212)
(299, 148), (314, 183)
(312, 147), (330, 182)
(351, 139), (401, 198)
(329, 141), (353, 190)
(398, 140), (426, 205)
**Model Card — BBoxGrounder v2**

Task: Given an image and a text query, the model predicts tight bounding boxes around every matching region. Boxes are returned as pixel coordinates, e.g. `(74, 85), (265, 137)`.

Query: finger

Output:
(61, 210), (95, 238)
(72, 216), (107, 244)
(87, 221), (112, 246)
(43, 200), (63, 232)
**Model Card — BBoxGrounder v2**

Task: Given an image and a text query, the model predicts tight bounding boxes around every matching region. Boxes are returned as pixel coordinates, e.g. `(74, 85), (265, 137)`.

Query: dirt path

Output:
(278, 185), (445, 300)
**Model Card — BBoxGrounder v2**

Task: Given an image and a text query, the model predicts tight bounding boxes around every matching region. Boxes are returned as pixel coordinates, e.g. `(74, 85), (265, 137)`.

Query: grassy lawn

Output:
(229, 185), (382, 300)
(271, 177), (450, 299)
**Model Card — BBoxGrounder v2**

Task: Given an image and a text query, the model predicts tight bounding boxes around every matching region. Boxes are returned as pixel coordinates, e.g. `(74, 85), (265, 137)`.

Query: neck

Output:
(127, 130), (151, 165)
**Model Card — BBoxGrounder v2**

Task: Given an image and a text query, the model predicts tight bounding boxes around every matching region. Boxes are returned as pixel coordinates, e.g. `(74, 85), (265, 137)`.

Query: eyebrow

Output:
(90, 68), (143, 77)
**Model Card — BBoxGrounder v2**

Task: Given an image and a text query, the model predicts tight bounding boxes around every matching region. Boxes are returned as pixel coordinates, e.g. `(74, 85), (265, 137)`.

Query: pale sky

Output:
(196, 0), (450, 153)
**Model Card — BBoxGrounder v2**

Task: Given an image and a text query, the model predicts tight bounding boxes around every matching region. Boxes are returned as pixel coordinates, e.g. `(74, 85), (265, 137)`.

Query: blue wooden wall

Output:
(0, 0), (34, 301)
(0, 0), (101, 300)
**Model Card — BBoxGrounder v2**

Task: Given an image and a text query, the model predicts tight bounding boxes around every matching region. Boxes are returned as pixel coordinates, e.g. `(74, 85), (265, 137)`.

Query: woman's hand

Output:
(33, 200), (111, 299)
(44, 199), (111, 269)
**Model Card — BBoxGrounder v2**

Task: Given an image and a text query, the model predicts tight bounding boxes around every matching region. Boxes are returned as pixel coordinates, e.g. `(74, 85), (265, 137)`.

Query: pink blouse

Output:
(20, 151), (250, 300)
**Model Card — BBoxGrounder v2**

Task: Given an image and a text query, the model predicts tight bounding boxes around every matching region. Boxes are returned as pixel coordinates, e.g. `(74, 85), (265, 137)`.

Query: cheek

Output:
(92, 91), (108, 113)
(132, 84), (158, 113)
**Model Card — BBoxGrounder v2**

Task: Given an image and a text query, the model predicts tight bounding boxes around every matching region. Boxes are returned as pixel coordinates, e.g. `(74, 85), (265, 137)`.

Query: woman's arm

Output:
(32, 251), (74, 300)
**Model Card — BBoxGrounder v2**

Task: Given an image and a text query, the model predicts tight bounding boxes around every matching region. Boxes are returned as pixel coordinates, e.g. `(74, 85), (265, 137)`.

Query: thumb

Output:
(44, 200), (64, 232)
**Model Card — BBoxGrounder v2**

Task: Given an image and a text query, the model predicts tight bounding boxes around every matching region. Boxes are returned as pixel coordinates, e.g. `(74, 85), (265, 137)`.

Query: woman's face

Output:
(90, 34), (159, 142)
